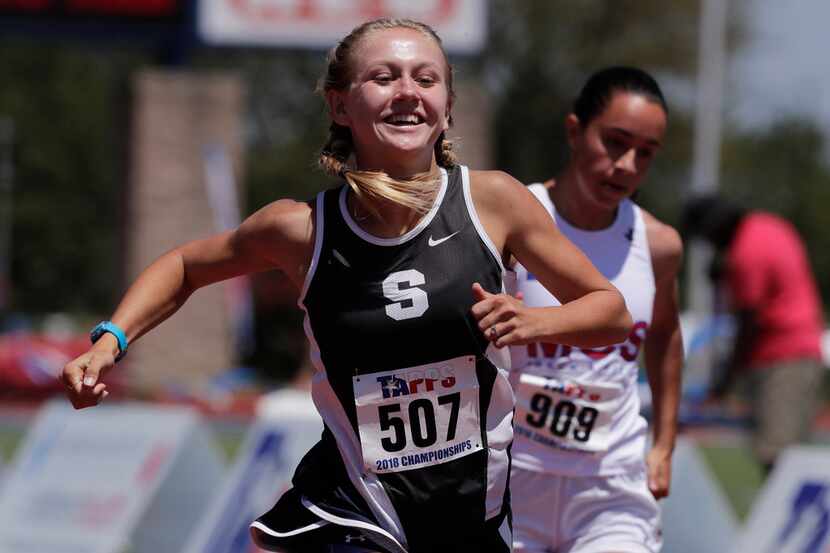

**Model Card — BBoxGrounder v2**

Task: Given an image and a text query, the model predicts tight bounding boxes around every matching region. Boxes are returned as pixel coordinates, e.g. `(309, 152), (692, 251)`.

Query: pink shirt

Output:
(726, 212), (824, 367)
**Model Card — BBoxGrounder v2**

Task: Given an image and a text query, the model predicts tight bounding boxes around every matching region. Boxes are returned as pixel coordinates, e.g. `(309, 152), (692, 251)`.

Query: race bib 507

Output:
(353, 356), (482, 474)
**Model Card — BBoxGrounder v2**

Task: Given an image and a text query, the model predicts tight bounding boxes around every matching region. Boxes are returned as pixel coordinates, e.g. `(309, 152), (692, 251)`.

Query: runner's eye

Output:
(604, 136), (626, 151)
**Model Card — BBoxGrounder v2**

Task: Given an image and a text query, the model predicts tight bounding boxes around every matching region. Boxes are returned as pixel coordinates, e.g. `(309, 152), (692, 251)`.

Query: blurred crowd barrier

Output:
(0, 398), (828, 552)
(0, 399), (322, 553)
(0, 311), (827, 552)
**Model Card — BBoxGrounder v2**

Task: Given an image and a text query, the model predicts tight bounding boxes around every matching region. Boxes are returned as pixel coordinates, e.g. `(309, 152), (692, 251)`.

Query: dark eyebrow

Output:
(606, 126), (662, 148)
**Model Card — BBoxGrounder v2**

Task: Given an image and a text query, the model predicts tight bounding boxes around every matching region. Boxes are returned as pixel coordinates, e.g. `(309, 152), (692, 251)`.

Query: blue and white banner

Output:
(0, 401), (224, 553)
(185, 406), (322, 553)
(735, 446), (830, 553)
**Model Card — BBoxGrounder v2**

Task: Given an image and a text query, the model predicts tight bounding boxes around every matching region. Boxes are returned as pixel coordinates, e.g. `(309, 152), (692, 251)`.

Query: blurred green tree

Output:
(0, 44), (143, 317)
(484, 0), (703, 187)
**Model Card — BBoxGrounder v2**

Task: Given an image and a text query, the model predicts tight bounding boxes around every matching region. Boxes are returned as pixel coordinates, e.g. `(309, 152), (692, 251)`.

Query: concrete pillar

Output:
(125, 70), (246, 393)
(452, 78), (494, 170)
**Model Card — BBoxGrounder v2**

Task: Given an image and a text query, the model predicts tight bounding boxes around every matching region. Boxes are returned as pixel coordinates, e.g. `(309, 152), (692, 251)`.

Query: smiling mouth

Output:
(384, 114), (424, 126)
(602, 181), (628, 193)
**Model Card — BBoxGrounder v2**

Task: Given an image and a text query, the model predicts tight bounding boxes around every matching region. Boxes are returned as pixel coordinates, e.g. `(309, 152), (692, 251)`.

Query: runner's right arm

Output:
(61, 199), (314, 409)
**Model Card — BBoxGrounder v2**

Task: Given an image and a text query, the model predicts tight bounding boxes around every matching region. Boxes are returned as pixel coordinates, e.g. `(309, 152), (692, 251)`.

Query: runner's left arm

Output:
(469, 170), (632, 349)
(643, 215), (684, 499)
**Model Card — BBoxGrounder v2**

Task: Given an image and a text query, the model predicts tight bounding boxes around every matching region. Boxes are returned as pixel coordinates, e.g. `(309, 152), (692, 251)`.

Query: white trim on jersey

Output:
(461, 166), (516, 519)
(637, 207), (655, 286)
(308, 372), (408, 544)
(460, 165), (506, 276)
(337, 168), (449, 247)
(298, 192), (328, 394)
(526, 182), (548, 206)
(249, 519), (330, 538)
(498, 514), (513, 550)
(298, 191), (326, 304)
(482, 347), (514, 520)
(301, 496), (409, 553)
(297, 189), (409, 548)
(298, 191), (327, 382)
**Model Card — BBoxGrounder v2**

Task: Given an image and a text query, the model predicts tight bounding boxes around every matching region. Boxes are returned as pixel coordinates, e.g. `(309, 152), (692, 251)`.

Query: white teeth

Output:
(387, 114), (421, 125)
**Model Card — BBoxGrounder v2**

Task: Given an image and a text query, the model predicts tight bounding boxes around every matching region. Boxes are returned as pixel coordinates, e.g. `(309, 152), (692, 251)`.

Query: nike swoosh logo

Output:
(428, 231), (460, 247)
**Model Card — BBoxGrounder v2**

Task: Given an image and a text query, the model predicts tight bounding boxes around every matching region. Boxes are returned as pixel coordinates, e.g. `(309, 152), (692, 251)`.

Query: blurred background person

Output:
(509, 66), (683, 553)
(682, 195), (826, 475)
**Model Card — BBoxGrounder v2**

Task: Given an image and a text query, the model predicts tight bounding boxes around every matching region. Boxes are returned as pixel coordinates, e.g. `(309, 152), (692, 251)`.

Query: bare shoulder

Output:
(468, 169), (535, 213)
(641, 208), (683, 280)
(468, 169), (563, 262)
(235, 197), (315, 275)
(241, 198), (313, 242)
(469, 169), (525, 194)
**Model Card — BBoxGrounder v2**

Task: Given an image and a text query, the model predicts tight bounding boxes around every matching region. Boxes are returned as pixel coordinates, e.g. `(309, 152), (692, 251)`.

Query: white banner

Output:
(660, 438), (737, 553)
(197, 0), (487, 54)
(0, 401), (225, 553)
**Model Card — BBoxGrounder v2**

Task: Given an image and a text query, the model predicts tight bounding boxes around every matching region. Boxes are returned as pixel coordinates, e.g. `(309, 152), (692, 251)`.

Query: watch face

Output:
(89, 322), (127, 360)
(91, 322), (108, 339)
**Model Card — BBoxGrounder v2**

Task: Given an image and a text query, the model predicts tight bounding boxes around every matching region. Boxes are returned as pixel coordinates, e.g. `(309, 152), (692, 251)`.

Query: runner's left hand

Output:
(471, 282), (538, 348)
(646, 446), (673, 500)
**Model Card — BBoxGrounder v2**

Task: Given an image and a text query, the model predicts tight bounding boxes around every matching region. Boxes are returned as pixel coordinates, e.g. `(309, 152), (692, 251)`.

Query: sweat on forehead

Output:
(319, 19), (454, 98)
(351, 27), (448, 68)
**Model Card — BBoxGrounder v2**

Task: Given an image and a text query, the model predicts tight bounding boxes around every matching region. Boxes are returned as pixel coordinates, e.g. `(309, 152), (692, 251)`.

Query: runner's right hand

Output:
(61, 348), (112, 409)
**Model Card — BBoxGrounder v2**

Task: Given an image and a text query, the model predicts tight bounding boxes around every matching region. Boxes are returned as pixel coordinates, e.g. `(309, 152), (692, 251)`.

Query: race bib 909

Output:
(513, 372), (624, 454)
(353, 356), (482, 474)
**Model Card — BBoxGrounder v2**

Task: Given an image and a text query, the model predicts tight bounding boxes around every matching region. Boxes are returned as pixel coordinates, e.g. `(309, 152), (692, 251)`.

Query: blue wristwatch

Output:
(90, 321), (129, 362)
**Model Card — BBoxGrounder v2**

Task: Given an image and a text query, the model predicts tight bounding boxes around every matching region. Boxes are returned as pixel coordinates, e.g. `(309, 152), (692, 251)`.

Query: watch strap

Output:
(90, 321), (128, 362)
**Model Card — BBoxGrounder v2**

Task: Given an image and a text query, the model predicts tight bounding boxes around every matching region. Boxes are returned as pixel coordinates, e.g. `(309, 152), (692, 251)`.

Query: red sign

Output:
(225, 0), (456, 23)
(0, 0), (182, 20)
(199, 0), (487, 54)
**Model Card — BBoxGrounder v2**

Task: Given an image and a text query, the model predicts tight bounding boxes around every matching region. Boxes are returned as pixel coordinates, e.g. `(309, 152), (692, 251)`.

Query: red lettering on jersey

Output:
(584, 345), (615, 360)
(441, 376), (456, 388)
(620, 321), (648, 361)
(564, 384), (584, 398)
(526, 342), (559, 358)
(525, 321), (649, 364)
(589, 393), (600, 401)
(408, 378), (423, 393)
(424, 378), (436, 392)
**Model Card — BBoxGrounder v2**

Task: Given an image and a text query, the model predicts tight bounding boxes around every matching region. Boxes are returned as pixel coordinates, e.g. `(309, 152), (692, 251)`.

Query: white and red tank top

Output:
(510, 184), (655, 476)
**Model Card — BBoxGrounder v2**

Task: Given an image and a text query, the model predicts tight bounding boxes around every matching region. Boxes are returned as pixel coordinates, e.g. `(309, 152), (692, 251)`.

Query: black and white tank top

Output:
(295, 165), (514, 550)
